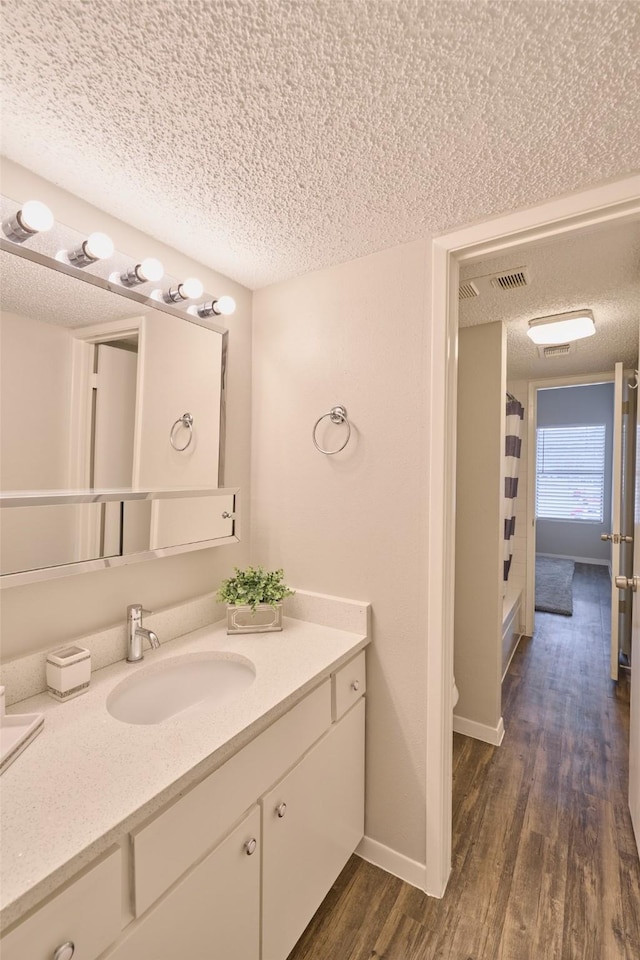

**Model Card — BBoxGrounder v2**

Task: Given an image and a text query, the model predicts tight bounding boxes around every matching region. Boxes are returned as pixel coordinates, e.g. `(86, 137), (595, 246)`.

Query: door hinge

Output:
(622, 400), (630, 415)
(618, 599), (627, 615)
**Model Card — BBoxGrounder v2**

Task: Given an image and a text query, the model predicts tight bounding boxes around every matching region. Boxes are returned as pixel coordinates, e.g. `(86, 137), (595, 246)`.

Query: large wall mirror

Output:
(0, 195), (238, 586)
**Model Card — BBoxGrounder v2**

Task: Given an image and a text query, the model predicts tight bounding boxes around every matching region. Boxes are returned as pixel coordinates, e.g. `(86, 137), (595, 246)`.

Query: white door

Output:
(610, 363), (636, 680)
(629, 351), (640, 851)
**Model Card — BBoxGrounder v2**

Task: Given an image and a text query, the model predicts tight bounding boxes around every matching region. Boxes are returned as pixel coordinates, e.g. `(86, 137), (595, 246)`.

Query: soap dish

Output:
(0, 686), (44, 775)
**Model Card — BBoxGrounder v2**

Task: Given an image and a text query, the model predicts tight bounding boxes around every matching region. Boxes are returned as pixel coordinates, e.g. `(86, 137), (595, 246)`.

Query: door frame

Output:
(425, 174), (640, 898)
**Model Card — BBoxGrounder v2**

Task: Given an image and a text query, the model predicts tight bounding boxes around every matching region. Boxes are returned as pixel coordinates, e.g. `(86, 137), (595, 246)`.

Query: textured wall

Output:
(252, 240), (430, 865)
(536, 382), (614, 562)
(0, 160), (252, 660)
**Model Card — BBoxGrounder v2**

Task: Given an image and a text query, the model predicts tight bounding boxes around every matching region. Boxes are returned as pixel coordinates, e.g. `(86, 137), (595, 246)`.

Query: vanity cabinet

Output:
(105, 807), (261, 960)
(0, 649), (367, 960)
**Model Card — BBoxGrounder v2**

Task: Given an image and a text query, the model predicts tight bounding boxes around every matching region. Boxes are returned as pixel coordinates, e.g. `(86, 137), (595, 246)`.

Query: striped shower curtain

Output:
(504, 394), (525, 582)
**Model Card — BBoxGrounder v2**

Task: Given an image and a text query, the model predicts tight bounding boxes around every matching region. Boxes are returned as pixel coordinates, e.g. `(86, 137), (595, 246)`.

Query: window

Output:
(536, 424), (606, 522)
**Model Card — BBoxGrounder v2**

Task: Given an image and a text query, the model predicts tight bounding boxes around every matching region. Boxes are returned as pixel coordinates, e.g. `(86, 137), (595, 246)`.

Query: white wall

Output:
(0, 310), (77, 572)
(252, 239), (430, 868)
(0, 160), (252, 661)
(454, 323), (505, 734)
(536, 382), (614, 562)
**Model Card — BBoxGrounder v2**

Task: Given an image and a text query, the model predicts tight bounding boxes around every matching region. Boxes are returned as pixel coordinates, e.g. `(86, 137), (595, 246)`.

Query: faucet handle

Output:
(127, 604), (153, 618)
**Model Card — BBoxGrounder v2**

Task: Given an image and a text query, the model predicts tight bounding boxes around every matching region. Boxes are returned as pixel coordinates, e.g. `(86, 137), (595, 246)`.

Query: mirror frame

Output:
(1, 196), (237, 587)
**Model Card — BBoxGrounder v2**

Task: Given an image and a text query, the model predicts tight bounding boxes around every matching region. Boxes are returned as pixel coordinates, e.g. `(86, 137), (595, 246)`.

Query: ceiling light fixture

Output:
(526, 309), (596, 346)
(2, 200), (54, 242)
(197, 295), (236, 318)
(67, 232), (114, 267)
(120, 257), (164, 286)
(164, 277), (204, 303)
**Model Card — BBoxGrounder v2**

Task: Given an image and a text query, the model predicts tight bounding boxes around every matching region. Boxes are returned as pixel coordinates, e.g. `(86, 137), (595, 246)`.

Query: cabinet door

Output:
(262, 699), (365, 960)
(133, 313), (222, 488)
(106, 806), (260, 960)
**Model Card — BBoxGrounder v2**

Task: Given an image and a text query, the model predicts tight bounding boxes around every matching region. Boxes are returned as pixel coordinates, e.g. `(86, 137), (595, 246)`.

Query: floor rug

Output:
(535, 556), (575, 616)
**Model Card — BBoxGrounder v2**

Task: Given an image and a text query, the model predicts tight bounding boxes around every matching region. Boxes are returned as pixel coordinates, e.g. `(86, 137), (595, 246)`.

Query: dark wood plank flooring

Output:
(287, 564), (640, 960)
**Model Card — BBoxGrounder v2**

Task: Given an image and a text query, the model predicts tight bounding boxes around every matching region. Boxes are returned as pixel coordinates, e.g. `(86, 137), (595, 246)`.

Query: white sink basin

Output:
(107, 652), (256, 725)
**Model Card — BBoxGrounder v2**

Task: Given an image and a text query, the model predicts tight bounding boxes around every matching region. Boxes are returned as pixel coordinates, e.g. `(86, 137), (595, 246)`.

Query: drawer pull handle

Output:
(53, 944), (75, 960)
(276, 802), (287, 818)
(244, 838), (257, 856)
(351, 680), (360, 691)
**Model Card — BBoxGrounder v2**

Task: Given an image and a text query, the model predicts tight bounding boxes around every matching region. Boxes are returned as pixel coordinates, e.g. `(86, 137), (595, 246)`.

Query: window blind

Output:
(536, 424), (606, 522)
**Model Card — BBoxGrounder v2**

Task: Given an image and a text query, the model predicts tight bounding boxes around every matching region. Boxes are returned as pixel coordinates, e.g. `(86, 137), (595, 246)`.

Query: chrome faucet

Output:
(126, 604), (160, 662)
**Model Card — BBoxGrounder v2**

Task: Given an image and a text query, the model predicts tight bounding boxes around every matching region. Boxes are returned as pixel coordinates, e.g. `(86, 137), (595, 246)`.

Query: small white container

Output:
(46, 645), (91, 702)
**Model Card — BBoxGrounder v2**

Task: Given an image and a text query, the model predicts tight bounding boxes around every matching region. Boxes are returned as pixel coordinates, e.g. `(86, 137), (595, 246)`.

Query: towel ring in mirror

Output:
(170, 412), (194, 451)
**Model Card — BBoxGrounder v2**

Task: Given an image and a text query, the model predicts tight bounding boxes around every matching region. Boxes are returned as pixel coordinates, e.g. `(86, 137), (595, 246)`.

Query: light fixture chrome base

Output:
(164, 284), (187, 303)
(2, 212), (36, 243)
(68, 242), (98, 268)
(120, 265), (146, 286)
(197, 300), (221, 318)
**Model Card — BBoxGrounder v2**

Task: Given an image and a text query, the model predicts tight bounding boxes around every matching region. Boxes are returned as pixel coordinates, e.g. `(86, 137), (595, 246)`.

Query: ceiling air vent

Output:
(458, 280), (479, 301)
(490, 267), (530, 291)
(538, 342), (573, 359)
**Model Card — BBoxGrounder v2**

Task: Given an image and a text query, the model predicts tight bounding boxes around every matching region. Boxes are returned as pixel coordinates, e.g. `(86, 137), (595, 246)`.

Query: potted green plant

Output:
(217, 566), (294, 635)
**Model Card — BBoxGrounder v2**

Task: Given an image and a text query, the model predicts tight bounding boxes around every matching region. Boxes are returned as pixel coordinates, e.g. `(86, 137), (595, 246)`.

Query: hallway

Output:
(287, 564), (640, 959)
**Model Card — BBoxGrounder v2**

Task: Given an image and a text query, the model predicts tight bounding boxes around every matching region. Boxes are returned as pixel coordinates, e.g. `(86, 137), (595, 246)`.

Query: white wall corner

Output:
(452, 714), (505, 747)
(356, 836), (428, 894)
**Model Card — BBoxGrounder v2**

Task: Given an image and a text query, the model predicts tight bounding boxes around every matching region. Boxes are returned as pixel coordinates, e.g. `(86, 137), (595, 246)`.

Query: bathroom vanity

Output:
(0, 617), (368, 960)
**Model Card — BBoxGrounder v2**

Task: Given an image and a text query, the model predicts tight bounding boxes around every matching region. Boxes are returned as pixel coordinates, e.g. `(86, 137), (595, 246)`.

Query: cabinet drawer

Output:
(332, 649), (366, 720)
(105, 807), (260, 960)
(0, 847), (122, 960)
(132, 679), (331, 916)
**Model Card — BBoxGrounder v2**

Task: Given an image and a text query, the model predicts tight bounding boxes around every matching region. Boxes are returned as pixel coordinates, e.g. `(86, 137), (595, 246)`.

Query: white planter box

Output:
(226, 603), (283, 635)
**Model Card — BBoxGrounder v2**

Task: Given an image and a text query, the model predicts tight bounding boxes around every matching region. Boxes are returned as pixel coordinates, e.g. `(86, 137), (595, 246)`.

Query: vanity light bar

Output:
(164, 277), (204, 303)
(68, 232), (115, 267)
(197, 295), (236, 318)
(2, 200), (54, 242)
(121, 257), (165, 286)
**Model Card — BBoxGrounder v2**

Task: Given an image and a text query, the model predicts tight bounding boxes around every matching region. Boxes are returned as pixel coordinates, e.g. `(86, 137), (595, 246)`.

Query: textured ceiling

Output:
(2, 0), (640, 289)
(459, 218), (640, 379)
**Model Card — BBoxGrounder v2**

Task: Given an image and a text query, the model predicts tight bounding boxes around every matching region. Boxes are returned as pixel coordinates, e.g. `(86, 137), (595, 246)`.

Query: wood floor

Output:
(287, 564), (640, 960)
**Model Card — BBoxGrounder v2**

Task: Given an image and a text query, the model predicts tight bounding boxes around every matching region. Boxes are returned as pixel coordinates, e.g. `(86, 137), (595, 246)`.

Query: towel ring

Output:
(170, 412), (194, 452)
(312, 405), (351, 455)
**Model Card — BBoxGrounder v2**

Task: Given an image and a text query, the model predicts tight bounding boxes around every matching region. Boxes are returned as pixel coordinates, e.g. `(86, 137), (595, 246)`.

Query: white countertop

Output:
(0, 617), (368, 928)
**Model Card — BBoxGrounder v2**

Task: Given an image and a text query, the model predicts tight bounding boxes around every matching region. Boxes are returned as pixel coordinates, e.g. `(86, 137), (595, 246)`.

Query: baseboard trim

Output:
(356, 836), (428, 892)
(453, 714), (505, 746)
(502, 631), (524, 682)
(537, 552), (609, 567)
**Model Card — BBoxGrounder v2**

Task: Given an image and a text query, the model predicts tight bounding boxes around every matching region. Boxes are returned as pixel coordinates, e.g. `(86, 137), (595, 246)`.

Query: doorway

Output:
(425, 175), (640, 898)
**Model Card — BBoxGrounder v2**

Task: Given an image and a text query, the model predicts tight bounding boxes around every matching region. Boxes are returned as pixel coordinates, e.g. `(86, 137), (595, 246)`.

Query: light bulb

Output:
(215, 295), (236, 316)
(163, 277), (204, 304)
(121, 257), (165, 286)
(84, 232), (114, 261)
(180, 278), (203, 300)
(67, 231), (114, 267)
(20, 200), (54, 233)
(139, 257), (164, 282)
(2, 200), (54, 242)
(197, 295), (237, 319)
